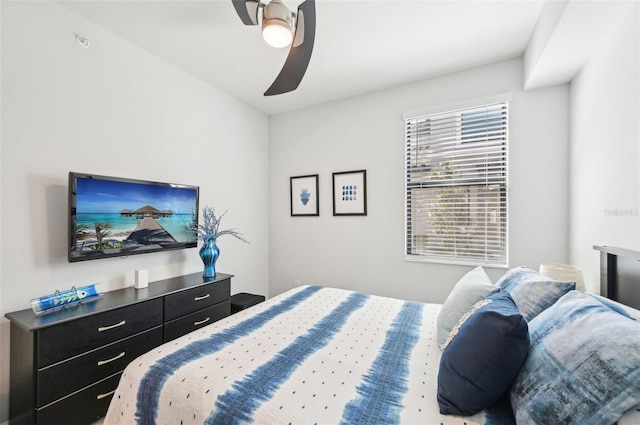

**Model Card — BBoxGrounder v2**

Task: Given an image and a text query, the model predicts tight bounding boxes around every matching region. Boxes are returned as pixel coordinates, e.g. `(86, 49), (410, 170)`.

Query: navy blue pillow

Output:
(437, 291), (529, 416)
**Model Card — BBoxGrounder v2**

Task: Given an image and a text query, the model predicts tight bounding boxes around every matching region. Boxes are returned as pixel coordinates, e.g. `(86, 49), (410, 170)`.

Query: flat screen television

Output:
(68, 172), (199, 262)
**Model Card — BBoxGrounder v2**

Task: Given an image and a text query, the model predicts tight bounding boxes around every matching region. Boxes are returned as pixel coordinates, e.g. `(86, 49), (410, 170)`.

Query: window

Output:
(404, 101), (508, 266)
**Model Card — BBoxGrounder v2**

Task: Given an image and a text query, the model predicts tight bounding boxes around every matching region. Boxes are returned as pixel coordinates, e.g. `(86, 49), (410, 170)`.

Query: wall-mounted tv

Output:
(68, 172), (199, 262)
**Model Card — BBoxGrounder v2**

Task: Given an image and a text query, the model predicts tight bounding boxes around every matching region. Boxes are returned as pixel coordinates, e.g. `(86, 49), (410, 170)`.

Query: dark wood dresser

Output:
(5, 272), (232, 425)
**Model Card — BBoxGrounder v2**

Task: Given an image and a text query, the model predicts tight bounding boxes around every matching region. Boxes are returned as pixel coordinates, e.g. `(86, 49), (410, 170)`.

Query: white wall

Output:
(0, 2), (270, 422)
(269, 58), (570, 304)
(569, 2), (640, 292)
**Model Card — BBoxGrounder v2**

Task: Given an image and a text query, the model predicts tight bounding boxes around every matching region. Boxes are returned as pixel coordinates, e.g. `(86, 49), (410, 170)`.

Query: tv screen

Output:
(68, 172), (199, 262)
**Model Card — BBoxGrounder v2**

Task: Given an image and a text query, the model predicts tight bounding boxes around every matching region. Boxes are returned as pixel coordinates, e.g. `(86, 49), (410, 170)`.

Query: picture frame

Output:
(290, 174), (319, 216)
(332, 169), (367, 216)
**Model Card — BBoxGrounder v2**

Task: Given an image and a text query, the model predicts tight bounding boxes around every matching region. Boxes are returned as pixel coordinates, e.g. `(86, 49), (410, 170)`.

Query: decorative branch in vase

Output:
(195, 206), (249, 278)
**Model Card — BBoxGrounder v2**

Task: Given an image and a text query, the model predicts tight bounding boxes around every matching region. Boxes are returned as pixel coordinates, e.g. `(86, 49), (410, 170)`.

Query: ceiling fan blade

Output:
(232, 0), (259, 25)
(264, 0), (316, 96)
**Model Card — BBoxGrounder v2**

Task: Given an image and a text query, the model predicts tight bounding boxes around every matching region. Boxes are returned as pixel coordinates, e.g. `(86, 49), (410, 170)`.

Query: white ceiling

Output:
(56, 0), (618, 115)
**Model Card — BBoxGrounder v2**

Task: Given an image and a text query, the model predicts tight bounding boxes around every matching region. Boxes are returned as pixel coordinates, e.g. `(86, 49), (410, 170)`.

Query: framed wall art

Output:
(332, 169), (367, 216)
(290, 174), (319, 216)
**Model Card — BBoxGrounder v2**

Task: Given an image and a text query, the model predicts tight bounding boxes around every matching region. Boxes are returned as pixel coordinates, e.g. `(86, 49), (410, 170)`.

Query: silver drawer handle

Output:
(98, 320), (126, 332)
(194, 293), (210, 301)
(194, 317), (210, 326)
(96, 389), (116, 400)
(97, 351), (126, 366)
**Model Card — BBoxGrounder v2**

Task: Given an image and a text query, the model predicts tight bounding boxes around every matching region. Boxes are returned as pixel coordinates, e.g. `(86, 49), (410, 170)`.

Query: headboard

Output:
(594, 245), (640, 309)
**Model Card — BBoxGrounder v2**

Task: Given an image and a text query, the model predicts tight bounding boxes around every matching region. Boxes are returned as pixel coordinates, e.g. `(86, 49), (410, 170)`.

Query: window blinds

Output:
(405, 102), (508, 266)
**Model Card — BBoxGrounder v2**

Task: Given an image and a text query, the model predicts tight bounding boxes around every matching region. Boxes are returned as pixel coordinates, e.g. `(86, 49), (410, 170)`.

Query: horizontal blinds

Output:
(405, 102), (508, 265)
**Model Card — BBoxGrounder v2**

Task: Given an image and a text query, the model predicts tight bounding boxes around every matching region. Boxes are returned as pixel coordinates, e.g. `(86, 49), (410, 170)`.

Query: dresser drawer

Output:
(164, 278), (230, 322)
(37, 298), (163, 367)
(37, 373), (120, 425)
(164, 300), (230, 342)
(37, 326), (162, 407)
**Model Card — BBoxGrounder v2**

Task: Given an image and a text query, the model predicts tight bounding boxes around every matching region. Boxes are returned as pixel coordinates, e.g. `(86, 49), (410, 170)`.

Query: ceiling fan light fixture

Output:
(261, 0), (294, 48)
(262, 19), (293, 48)
(233, 0), (316, 95)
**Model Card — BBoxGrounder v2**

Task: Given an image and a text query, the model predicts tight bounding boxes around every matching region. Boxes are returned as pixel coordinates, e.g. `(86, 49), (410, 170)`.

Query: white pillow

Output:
(436, 266), (499, 349)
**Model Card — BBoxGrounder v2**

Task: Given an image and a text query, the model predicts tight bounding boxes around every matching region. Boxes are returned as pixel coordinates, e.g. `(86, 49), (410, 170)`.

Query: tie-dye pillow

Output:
(497, 266), (575, 321)
(510, 290), (640, 425)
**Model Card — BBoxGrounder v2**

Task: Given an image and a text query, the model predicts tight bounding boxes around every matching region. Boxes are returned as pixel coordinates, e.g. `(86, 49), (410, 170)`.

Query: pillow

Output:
(587, 293), (640, 320)
(436, 266), (499, 348)
(510, 290), (640, 425)
(618, 402), (640, 425)
(437, 291), (529, 416)
(497, 266), (575, 321)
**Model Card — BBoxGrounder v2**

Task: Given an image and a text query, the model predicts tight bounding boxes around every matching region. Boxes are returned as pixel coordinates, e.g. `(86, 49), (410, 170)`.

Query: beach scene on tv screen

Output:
(71, 178), (197, 258)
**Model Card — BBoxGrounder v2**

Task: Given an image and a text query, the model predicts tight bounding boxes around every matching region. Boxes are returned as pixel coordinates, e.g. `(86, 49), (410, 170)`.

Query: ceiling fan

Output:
(231, 0), (316, 96)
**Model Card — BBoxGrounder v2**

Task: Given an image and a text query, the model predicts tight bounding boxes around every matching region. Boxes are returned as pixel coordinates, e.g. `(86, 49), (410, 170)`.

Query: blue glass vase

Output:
(199, 238), (220, 279)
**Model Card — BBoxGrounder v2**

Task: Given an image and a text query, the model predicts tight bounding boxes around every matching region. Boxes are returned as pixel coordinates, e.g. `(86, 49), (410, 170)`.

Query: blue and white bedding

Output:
(104, 285), (508, 424)
(104, 284), (640, 425)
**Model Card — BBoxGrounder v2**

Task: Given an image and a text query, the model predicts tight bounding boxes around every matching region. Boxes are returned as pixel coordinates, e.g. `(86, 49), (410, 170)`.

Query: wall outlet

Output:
(294, 280), (301, 288)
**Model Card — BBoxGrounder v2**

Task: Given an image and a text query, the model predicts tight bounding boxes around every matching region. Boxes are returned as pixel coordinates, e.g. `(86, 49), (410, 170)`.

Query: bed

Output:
(104, 246), (640, 425)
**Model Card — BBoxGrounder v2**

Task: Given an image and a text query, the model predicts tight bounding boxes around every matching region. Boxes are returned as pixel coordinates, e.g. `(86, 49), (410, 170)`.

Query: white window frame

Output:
(404, 95), (510, 267)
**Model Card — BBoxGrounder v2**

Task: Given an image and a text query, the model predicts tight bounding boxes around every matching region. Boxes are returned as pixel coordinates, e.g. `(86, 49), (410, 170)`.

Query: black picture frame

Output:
(290, 174), (319, 216)
(332, 170), (367, 216)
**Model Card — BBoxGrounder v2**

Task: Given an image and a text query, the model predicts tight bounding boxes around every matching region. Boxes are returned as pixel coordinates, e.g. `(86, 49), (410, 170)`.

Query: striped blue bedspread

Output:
(104, 286), (505, 425)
